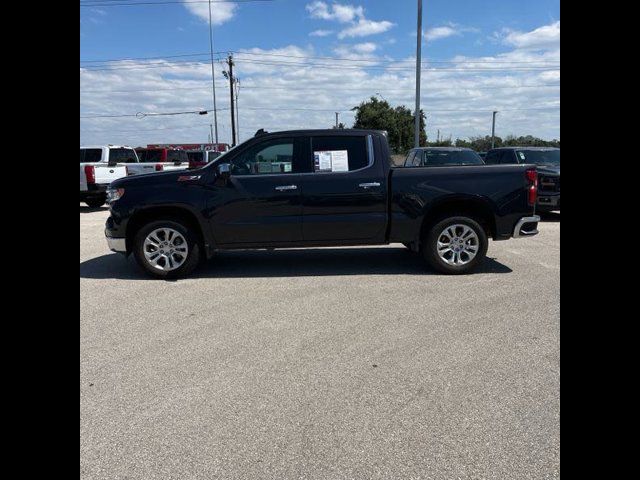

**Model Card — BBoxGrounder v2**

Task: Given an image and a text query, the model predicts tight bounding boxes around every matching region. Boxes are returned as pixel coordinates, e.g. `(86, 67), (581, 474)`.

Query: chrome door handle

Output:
(358, 182), (381, 189)
(275, 185), (298, 191)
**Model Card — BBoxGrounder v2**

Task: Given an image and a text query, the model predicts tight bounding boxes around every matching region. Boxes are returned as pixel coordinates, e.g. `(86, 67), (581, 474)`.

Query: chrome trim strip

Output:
(106, 236), (127, 253)
(513, 215), (541, 238)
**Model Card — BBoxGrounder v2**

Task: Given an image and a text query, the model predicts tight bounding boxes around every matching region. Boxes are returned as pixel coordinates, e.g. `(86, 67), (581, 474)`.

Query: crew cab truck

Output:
(80, 146), (131, 207)
(104, 129), (540, 279)
(485, 147), (559, 212)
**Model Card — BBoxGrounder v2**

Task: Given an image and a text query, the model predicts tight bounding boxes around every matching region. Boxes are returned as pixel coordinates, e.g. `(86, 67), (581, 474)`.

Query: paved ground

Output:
(80, 206), (560, 480)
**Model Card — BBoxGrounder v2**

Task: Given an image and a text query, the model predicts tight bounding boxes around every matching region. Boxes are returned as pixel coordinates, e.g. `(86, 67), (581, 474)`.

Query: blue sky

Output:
(80, 0), (560, 145)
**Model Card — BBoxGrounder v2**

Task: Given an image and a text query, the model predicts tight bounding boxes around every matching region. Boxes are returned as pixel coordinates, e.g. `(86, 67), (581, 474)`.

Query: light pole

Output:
(208, 0), (219, 144)
(414, 0), (423, 147)
(491, 111), (498, 149)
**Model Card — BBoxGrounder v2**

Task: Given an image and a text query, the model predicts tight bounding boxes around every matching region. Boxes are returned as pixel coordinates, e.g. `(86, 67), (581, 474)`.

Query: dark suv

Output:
(485, 147), (560, 212)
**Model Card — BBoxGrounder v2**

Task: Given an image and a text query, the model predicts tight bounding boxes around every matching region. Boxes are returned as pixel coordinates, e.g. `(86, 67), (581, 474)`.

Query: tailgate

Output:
(94, 163), (127, 184)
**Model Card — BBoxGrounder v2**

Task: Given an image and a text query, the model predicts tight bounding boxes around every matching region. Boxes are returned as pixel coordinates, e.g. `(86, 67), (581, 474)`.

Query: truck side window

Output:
(231, 138), (296, 175)
(404, 151), (416, 167)
(311, 136), (368, 172)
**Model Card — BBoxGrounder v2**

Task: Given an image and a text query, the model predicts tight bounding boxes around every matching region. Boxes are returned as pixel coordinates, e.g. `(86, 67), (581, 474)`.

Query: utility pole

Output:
(437, 129), (440, 143)
(226, 54), (237, 146)
(414, 0), (423, 147)
(207, 0), (219, 144)
(491, 111), (498, 149)
(335, 112), (339, 128)
(234, 78), (240, 143)
(209, 124), (214, 146)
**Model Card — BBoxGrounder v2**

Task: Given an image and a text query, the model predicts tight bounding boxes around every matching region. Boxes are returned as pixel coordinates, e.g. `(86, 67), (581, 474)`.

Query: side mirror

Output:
(217, 163), (231, 182)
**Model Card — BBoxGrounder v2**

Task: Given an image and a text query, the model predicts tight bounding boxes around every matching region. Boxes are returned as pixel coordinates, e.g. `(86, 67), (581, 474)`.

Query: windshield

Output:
(516, 149), (560, 166)
(424, 150), (484, 166)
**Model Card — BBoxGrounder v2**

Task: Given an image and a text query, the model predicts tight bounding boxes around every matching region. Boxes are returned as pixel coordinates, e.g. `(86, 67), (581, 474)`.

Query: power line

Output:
(80, 50), (559, 66)
(80, 0), (275, 7)
(81, 105), (559, 118)
(79, 83), (560, 94)
(80, 58), (559, 73)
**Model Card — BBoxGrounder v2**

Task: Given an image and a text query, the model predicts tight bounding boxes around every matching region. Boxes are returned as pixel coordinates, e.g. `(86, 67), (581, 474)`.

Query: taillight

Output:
(84, 165), (95, 184)
(155, 164), (164, 171)
(526, 168), (538, 206)
(189, 161), (206, 169)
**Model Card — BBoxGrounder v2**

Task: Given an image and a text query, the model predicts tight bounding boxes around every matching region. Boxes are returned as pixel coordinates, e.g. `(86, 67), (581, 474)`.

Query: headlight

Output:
(106, 188), (125, 203)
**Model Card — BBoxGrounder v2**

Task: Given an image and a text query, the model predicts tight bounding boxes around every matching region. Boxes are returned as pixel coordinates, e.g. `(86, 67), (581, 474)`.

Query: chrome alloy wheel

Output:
(143, 228), (189, 271)
(436, 224), (479, 266)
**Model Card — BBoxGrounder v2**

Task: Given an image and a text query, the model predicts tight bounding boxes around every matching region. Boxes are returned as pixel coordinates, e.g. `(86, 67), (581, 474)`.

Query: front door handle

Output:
(275, 185), (298, 191)
(358, 182), (381, 189)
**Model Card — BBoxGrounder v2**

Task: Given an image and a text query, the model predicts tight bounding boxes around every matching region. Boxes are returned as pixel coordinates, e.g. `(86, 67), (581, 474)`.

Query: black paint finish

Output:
(106, 130), (536, 257)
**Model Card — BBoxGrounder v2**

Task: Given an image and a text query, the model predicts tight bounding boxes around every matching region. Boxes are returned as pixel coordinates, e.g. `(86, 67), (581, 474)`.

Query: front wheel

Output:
(421, 216), (488, 274)
(133, 220), (201, 279)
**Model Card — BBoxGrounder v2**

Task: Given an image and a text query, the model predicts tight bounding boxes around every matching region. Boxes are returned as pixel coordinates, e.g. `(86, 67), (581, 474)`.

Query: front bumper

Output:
(106, 233), (126, 253)
(513, 215), (540, 238)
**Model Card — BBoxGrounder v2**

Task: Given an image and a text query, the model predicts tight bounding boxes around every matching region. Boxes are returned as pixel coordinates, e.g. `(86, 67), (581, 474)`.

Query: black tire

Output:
(421, 216), (488, 274)
(85, 196), (105, 208)
(133, 219), (201, 279)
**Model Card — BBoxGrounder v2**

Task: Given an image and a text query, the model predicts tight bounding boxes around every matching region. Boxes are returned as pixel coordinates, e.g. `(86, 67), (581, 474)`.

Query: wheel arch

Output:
(125, 206), (208, 256)
(418, 196), (497, 244)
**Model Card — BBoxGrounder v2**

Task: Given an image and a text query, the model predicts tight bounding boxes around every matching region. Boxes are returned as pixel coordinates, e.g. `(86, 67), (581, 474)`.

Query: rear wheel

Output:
(133, 220), (201, 279)
(85, 196), (105, 208)
(421, 216), (488, 274)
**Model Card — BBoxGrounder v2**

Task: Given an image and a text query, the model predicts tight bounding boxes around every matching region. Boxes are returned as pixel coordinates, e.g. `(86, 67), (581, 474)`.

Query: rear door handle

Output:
(275, 185), (298, 191)
(358, 182), (381, 189)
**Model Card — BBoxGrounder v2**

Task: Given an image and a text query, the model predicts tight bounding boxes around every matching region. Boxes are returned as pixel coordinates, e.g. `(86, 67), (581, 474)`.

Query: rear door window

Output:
(311, 136), (369, 172)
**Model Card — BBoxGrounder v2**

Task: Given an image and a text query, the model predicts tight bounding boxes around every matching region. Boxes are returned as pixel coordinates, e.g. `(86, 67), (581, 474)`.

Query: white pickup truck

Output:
(80, 146), (136, 208)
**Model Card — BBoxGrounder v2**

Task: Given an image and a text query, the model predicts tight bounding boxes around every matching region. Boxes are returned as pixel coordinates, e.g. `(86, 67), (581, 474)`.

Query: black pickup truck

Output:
(104, 129), (540, 278)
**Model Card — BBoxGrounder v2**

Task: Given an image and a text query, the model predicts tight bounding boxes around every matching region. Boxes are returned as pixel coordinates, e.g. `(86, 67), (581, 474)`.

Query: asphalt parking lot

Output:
(80, 206), (560, 480)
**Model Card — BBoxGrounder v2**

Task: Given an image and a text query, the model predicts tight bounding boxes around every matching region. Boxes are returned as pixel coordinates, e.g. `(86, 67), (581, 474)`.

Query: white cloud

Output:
(338, 18), (394, 39)
(352, 42), (377, 53)
(307, 2), (394, 38)
(501, 21), (560, 50)
(425, 25), (460, 41)
(309, 29), (334, 37)
(80, 28), (559, 146)
(306, 1), (363, 22)
(182, 0), (237, 25)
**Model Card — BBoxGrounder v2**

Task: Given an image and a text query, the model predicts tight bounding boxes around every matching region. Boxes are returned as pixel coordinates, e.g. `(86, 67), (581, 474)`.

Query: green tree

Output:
(352, 97), (426, 154)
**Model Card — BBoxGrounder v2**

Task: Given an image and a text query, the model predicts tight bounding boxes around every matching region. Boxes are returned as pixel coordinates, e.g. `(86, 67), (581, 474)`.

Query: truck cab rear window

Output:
(109, 148), (138, 163)
(81, 148), (102, 163)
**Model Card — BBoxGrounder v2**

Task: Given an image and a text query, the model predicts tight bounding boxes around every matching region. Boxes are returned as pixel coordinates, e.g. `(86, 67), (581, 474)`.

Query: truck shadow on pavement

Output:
(80, 247), (512, 280)
(80, 206), (109, 214)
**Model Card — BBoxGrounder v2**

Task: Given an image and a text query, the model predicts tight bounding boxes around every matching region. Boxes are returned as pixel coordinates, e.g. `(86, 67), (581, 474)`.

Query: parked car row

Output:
(402, 146), (560, 213)
(80, 144), (225, 207)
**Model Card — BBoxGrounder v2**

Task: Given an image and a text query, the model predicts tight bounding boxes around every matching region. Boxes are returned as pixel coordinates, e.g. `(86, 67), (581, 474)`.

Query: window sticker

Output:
(518, 152), (526, 160)
(314, 150), (349, 172)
